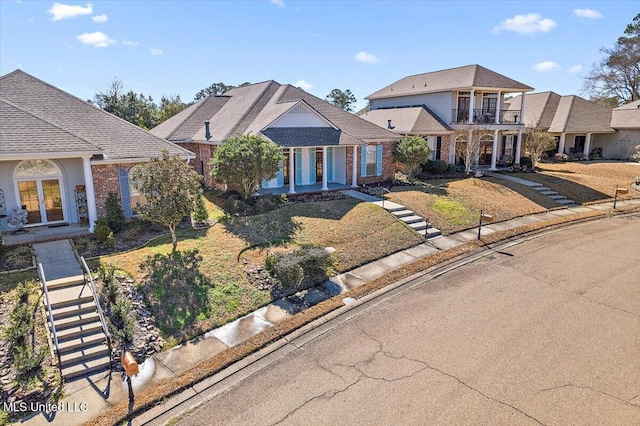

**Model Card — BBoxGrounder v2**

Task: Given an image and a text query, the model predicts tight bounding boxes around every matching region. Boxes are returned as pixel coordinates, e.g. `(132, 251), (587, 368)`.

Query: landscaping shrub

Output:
(13, 345), (47, 375)
(105, 192), (125, 233)
(110, 295), (135, 344)
(98, 264), (119, 305)
(191, 192), (209, 224)
(266, 246), (336, 293)
(423, 159), (449, 174)
(94, 219), (115, 248)
(519, 156), (533, 169)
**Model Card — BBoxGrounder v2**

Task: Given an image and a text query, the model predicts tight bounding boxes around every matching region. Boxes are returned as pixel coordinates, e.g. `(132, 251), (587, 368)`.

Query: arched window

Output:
(14, 159), (61, 178)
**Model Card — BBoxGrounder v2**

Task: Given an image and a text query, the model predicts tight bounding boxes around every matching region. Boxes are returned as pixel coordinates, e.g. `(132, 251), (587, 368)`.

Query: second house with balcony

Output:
(360, 64), (534, 169)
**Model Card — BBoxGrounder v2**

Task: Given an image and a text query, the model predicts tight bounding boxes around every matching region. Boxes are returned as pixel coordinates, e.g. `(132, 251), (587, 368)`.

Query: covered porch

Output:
(2, 223), (90, 246)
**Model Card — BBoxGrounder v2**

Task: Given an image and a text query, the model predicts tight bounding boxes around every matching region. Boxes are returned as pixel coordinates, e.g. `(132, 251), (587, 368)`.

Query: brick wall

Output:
(439, 134), (452, 164)
(178, 142), (216, 187)
(91, 162), (138, 218)
(355, 141), (396, 186)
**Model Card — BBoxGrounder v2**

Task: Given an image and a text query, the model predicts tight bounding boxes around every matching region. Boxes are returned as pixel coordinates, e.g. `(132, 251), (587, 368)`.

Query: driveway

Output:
(172, 214), (640, 425)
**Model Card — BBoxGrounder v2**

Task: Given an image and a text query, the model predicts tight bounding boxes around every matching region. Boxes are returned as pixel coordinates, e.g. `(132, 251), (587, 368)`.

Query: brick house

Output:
(360, 64), (534, 169)
(150, 81), (399, 194)
(0, 70), (194, 232)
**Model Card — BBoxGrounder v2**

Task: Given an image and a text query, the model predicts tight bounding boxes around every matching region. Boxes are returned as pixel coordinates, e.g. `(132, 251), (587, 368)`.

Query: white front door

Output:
(14, 160), (67, 226)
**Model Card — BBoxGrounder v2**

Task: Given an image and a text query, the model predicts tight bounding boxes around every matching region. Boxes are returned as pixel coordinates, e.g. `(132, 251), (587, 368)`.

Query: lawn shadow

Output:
(138, 249), (212, 341)
(389, 179), (451, 196)
(513, 172), (612, 204)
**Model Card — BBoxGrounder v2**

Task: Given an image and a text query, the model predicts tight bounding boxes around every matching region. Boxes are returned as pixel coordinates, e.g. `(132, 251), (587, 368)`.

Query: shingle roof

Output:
(261, 127), (362, 147)
(611, 100), (640, 129)
(366, 64), (533, 100)
(1, 99), (102, 155)
(0, 70), (193, 160)
(505, 91), (561, 129)
(359, 106), (451, 134)
(548, 96), (614, 133)
(151, 81), (398, 146)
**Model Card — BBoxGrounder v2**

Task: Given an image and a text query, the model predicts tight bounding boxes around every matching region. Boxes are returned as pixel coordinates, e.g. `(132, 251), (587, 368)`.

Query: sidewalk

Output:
(32, 240), (83, 280)
(21, 195), (640, 426)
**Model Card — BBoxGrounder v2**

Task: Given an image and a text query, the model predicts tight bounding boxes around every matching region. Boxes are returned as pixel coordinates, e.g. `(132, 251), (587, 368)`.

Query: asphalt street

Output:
(174, 214), (640, 426)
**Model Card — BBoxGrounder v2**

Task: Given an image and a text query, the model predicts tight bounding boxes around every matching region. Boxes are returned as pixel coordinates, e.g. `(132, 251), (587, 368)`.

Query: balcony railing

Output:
(451, 109), (521, 125)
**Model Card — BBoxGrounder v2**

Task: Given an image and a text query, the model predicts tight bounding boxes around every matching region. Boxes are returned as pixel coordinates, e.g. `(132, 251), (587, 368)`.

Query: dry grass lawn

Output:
(520, 161), (640, 204)
(387, 178), (550, 234)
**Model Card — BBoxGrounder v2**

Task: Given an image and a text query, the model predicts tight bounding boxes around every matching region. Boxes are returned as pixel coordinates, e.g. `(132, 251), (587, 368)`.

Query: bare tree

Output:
(524, 127), (556, 168)
(452, 125), (492, 173)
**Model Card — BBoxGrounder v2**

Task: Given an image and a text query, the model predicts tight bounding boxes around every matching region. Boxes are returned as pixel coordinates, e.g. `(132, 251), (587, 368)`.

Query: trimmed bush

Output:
(94, 219), (115, 248)
(273, 257), (304, 290)
(519, 156), (533, 169)
(266, 246), (336, 293)
(111, 295), (135, 344)
(423, 159), (449, 174)
(105, 192), (125, 232)
(191, 193), (209, 224)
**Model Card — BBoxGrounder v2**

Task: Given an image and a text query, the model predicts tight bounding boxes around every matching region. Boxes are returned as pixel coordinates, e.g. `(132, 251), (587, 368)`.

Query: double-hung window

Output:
(361, 145), (383, 177)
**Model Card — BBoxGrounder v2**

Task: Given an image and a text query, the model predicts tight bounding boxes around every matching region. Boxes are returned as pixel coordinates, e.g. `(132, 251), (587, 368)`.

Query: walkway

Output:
(33, 240), (82, 280)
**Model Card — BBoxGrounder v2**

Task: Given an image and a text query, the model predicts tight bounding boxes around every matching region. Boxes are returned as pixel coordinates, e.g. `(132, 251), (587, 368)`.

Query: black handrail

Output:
(38, 263), (62, 368)
(80, 256), (113, 369)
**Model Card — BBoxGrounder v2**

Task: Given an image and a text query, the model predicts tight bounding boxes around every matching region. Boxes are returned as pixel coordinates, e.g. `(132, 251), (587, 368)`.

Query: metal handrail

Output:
(38, 263), (62, 368)
(80, 256), (113, 366)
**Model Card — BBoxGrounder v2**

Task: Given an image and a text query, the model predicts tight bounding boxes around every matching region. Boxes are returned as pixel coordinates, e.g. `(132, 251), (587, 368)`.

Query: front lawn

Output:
(95, 198), (422, 343)
(519, 161), (640, 204)
(387, 178), (549, 234)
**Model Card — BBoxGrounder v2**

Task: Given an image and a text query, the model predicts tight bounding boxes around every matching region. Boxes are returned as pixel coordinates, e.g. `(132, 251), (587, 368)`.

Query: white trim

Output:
(490, 130), (499, 170)
(321, 147), (328, 190)
(82, 157), (98, 233)
(90, 155), (194, 165)
(351, 145), (358, 187)
(0, 151), (98, 160)
(13, 159), (68, 227)
(288, 147), (296, 194)
(262, 100), (339, 131)
(515, 129), (523, 164)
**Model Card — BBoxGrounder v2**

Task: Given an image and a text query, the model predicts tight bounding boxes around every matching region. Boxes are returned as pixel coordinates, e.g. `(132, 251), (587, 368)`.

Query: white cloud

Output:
(569, 65), (583, 73)
(354, 51), (381, 64)
(295, 80), (312, 91)
(270, 0), (284, 7)
(122, 39), (139, 46)
(92, 14), (108, 23)
(574, 9), (603, 19)
(493, 13), (557, 35)
(48, 2), (93, 21)
(532, 61), (561, 72)
(150, 48), (163, 56)
(77, 31), (115, 47)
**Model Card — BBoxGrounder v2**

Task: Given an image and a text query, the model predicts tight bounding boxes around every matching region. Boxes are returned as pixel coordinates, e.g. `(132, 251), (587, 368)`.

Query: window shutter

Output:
(361, 146), (367, 177)
(436, 137), (442, 160)
(277, 160), (284, 187)
(309, 148), (316, 183)
(376, 145), (383, 176)
(295, 148), (302, 185)
(118, 167), (132, 219)
(327, 148), (334, 182)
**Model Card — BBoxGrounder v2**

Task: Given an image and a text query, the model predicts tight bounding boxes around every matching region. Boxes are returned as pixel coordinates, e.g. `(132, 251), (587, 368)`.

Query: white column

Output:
(449, 137), (456, 164)
(519, 91), (526, 124)
(558, 133), (566, 155)
(468, 129), (477, 168)
(468, 89), (475, 124)
(515, 129), (523, 164)
(490, 130), (499, 170)
(583, 133), (592, 157)
(495, 91), (501, 124)
(321, 146), (328, 190)
(288, 147), (296, 194)
(82, 157), (98, 233)
(351, 145), (358, 187)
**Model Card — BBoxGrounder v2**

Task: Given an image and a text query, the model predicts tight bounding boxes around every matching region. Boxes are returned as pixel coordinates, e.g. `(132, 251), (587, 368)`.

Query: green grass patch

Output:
(431, 198), (476, 225)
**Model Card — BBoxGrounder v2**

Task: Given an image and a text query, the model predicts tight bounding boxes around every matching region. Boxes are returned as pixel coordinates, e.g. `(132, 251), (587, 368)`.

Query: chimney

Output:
(204, 121), (211, 141)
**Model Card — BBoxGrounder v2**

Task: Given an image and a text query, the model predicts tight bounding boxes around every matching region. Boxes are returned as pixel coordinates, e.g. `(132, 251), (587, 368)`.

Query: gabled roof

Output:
(151, 81), (398, 146)
(505, 91), (561, 129)
(548, 96), (614, 133)
(359, 106), (451, 134)
(611, 100), (640, 129)
(366, 64), (533, 100)
(0, 70), (193, 161)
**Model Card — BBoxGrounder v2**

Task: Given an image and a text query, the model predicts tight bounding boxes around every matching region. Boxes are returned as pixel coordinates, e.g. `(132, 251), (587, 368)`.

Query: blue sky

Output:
(0, 1), (637, 110)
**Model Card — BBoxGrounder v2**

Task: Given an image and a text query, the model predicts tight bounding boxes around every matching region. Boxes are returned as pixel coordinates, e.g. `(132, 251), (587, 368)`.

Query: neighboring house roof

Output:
(151, 81), (398, 146)
(366, 64), (533, 100)
(1, 99), (102, 156)
(359, 106), (451, 134)
(548, 95), (614, 133)
(505, 91), (561, 129)
(0, 70), (193, 161)
(611, 100), (640, 129)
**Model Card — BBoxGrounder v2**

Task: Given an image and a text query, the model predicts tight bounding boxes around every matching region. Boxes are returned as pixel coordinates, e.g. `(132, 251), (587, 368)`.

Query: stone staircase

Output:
(44, 273), (111, 381)
(383, 205), (442, 239)
(530, 185), (576, 206)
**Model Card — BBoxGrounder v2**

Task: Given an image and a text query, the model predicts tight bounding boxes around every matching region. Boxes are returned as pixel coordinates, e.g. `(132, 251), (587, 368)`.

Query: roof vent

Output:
(387, 119), (395, 130)
(204, 121), (211, 141)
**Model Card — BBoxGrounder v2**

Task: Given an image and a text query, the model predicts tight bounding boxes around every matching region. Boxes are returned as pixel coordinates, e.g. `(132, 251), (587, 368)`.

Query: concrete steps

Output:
(44, 274), (111, 381)
(531, 186), (576, 206)
(381, 201), (441, 239)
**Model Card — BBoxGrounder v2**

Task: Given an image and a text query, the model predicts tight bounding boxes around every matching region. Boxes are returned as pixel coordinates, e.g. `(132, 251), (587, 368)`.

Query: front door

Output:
(316, 148), (323, 183)
(457, 96), (470, 122)
(17, 179), (64, 225)
(14, 159), (66, 226)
